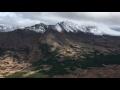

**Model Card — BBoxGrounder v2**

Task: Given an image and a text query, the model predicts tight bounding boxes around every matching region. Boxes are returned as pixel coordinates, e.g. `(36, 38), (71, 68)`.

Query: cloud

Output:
(0, 12), (120, 28)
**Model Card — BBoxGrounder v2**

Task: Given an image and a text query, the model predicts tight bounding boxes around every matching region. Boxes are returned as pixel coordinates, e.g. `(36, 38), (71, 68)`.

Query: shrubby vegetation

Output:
(6, 72), (27, 78)
(0, 48), (5, 56)
(31, 43), (120, 77)
(81, 51), (120, 69)
(6, 43), (120, 78)
(25, 72), (47, 78)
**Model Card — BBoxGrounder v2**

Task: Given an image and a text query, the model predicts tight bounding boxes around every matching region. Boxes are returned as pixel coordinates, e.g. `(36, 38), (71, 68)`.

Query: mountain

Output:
(24, 23), (47, 33)
(0, 21), (120, 60)
(24, 21), (120, 36)
(1, 21), (120, 78)
(0, 24), (24, 32)
(1, 21), (120, 36)
(0, 21), (120, 52)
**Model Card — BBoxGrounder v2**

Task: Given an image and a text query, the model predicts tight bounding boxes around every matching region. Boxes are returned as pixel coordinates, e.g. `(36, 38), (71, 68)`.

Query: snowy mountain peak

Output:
(55, 21), (120, 36)
(0, 25), (24, 32)
(0, 21), (120, 36)
(57, 21), (81, 33)
(25, 23), (47, 33)
(33, 23), (46, 28)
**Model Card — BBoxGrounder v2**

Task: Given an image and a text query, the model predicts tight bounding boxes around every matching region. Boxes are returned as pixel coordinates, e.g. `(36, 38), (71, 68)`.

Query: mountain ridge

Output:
(0, 21), (120, 36)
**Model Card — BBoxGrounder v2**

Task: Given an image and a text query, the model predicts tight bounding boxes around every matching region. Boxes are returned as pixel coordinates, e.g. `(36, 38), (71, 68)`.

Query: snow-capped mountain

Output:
(25, 23), (46, 33)
(52, 21), (120, 36)
(0, 21), (120, 63)
(0, 21), (120, 36)
(0, 24), (24, 32)
(25, 21), (120, 36)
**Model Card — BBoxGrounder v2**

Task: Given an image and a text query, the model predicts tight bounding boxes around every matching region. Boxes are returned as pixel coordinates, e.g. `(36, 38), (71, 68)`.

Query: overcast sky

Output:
(0, 12), (120, 28)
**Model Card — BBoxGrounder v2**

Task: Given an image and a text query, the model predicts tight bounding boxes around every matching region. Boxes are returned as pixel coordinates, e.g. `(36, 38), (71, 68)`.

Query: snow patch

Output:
(54, 24), (62, 32)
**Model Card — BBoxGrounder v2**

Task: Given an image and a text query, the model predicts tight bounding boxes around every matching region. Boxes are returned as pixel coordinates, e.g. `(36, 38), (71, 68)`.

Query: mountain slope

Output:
(0, 21), (120, 78)
(0, 21), (120, 62)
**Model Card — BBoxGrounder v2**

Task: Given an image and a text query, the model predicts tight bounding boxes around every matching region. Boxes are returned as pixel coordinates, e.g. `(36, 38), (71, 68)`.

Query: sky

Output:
(0, 12), (120, 28)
